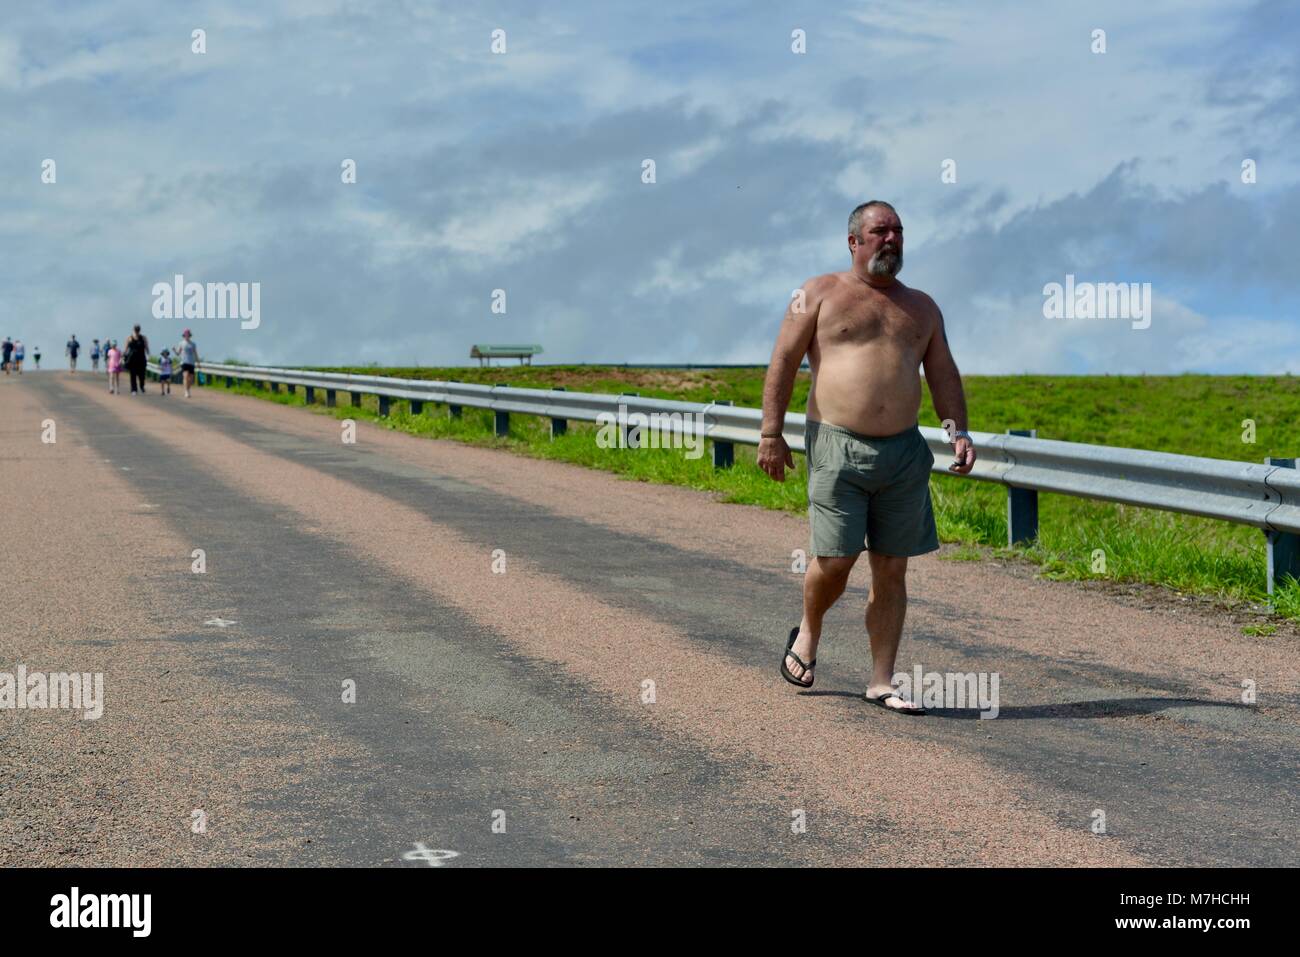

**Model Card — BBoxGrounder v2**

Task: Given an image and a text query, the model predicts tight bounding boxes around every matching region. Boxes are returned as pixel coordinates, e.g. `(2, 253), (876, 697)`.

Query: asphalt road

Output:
(2, 370), (1296, 866)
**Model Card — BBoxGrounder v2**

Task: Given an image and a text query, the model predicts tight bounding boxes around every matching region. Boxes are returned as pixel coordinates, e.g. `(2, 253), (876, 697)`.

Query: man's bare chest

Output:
(818, 295), (932, 350)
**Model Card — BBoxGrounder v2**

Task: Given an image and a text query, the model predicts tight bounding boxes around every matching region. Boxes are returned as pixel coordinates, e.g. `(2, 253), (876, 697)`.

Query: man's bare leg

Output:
(786, 554), (858, 683)
(863, 551), (923, 711)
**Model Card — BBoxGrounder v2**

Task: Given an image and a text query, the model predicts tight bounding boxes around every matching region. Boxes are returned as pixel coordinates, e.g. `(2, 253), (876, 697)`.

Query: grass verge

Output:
(200, 370), (1300, 628)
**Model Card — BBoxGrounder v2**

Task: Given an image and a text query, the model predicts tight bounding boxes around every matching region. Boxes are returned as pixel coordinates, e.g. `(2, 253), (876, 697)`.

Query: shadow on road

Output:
(796, 691), (1247, 720)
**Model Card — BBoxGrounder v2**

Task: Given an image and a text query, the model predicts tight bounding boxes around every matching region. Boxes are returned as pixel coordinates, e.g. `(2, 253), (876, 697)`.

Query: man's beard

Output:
(868, 247), (902, 278)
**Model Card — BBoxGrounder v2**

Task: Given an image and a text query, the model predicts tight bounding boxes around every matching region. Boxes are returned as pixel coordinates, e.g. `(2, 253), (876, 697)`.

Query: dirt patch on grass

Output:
(942, 542), (1300, 641)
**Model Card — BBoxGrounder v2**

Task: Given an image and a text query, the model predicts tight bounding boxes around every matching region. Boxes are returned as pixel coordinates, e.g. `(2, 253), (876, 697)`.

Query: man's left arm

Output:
(920, 302), (976, 475)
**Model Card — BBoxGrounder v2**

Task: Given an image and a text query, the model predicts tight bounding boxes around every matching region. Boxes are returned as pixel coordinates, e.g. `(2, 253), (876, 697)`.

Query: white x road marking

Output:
(402, 843), (460, 867)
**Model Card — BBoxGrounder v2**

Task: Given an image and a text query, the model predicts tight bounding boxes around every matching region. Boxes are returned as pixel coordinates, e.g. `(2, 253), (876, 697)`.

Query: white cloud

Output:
(431, 177), (610, 259)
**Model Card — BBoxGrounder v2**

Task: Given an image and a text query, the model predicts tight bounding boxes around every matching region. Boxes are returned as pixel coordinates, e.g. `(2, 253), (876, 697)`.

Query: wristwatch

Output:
(951, 430), (972, 443)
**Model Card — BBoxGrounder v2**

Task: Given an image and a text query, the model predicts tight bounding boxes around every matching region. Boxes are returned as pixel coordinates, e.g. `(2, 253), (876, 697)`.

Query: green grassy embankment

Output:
(204, 366), (1300, 627)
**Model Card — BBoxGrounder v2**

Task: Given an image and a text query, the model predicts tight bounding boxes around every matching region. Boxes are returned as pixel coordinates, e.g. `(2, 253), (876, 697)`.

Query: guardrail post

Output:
(286, 383), (296, 396)
(494, 383), (509, 436)
(1266, 457), (1300, 597)
(378, 395), (390, 417)
(350, 391), (363, 408)
(269, 381), (278, 394)
(305, 386), (315, 405)
(621, 392), (640, 449)
(550, 387), (567, 438)
(225, 376), (233, 388)
(1007, 428), (1038, 546)
(448, 380), (462, 419)
(711, 400), (734, 469)
(326, 389), (336, 408)
(410, 400), (424, 416)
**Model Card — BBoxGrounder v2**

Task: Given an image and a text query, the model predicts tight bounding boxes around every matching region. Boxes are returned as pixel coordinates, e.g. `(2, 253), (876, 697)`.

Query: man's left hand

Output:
(948, 436), (976, 474)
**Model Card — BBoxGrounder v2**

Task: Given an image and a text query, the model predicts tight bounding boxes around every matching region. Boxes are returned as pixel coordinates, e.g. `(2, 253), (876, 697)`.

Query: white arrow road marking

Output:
(204, 617), (237, 628)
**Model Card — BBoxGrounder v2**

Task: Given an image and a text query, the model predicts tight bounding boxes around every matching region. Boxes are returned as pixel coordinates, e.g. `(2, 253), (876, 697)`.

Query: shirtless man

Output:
(758, 201), (976, 714)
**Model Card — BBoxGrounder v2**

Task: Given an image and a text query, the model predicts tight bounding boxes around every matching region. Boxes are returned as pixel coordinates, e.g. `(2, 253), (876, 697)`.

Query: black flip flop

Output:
(780, 626), (815, 688)
(864, 689), (926, 715)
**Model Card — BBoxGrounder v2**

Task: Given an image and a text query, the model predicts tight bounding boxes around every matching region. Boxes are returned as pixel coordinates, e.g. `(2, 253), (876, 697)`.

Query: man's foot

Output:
(781, 627), (818, 688)
(865, 685), (926, 715)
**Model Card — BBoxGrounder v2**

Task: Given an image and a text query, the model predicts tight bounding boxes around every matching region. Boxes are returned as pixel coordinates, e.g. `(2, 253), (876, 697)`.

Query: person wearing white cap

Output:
(177, 328), (200, 397)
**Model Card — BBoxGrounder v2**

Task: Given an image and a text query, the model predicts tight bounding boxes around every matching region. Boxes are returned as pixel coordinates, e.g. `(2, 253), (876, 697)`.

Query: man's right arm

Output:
(757, 278), (823, 481)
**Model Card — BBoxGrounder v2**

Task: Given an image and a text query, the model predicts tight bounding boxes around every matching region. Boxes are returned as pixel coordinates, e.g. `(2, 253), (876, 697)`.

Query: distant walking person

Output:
(124, 325), (149, 395)
(66, 335), (80, 372)
(2, 337), (12, 374)
(177, 329), (199, 398)
(91, 339), (101, 372)
(32, 346), (41, 369)
(157, 349), (173, 396)
(106, 341), (122, 394)
(12, 340), (23, 373)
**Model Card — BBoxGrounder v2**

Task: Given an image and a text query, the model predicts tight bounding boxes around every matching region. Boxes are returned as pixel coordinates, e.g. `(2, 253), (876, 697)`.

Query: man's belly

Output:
(807, 354), (923, 437)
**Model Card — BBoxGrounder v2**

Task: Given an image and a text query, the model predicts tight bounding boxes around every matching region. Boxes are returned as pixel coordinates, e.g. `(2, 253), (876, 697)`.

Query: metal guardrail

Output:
(152, 360), (1300, 594)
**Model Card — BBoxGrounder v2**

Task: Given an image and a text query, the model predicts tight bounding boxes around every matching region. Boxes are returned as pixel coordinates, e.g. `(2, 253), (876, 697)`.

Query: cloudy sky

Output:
(2, 1), (1296, 372)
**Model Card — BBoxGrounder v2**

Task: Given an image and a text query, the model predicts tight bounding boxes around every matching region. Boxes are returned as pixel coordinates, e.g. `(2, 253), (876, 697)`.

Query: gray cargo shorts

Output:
(805, 419), (940, 558)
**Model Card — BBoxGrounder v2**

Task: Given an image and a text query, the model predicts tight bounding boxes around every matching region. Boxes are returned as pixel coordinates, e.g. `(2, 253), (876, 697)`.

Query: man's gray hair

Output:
(847, 200), (899, 240)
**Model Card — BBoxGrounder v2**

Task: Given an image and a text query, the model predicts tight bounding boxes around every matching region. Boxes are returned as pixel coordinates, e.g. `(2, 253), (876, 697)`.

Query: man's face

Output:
(850, 207), (904, 279)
